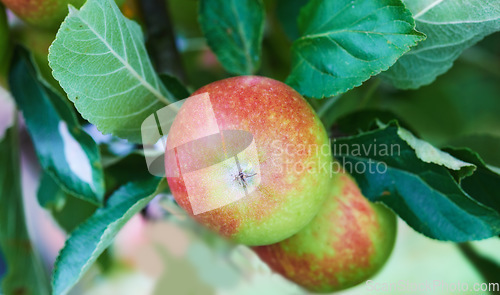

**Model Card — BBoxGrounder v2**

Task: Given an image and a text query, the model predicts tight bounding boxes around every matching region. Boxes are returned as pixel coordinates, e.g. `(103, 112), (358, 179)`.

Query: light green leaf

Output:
(395, 124), (475, 178)
(52, 177), (165, 295)
(10, 48), (105, 205)
(49, 0), (176, 143)
(384, 0), (500, 89)
(199, 0), (265, 75)
(0, 119), (50, 295)
(286, 0), (425, 98)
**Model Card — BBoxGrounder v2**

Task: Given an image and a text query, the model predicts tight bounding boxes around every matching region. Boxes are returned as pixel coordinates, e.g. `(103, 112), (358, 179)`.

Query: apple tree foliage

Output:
(0, 0), (499, 294)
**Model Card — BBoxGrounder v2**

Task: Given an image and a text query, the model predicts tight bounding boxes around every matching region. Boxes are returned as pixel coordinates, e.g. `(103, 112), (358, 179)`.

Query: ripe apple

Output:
(1, 0), (125, 29)
(253, 171), (397, 293)
(165, 76), (333, 246)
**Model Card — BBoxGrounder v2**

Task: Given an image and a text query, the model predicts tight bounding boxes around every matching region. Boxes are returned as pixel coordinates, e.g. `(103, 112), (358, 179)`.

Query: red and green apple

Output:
(254, 171), (397, 293)
(165, 76), (333, 246)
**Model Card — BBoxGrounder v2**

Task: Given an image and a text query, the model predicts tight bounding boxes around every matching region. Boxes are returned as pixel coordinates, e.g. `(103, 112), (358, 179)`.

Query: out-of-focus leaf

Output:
(286, 0), (425, 98)
(0, 3), (9, 85)
(38, 170), (98, 234)
(372, 59), (500, 147)
(199, 0), (265, 75)
(10, 48), (105, 205)
(335, 109), (417, 136)
(0, 86), (14, 141)
(275, 0), (309, 41)
(447, 134), (500, 167)
(333, 122), (500, 241)
(41, 152), (151, 234)
(48, 0), (176, 143)
(52, 177), (165, 295)
(384, 0), (500, 89)
(103, 152), (152, 194)
(0, 120), (50, 295)
(37, 172), (66, 210)
(0, 246), (6, 281)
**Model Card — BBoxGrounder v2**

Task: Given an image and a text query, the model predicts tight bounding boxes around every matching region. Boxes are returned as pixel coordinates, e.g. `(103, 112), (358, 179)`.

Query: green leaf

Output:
(39, 152), (151, 234)
(447, 134), (500, 167)
(159, 73), (191, 101)
(373, 60), (500, 147)
(0, 119), (50, 295)
(275, 0), (309, 41)
(445, 148), (500, 215)
(336, 109), (418, 136)
(286, 0), (425, 98)
(10, 48), (105, 205)
(0, 86), (15, 141)
(333, 122), (500, 241)
(395, 125), (475, 179)
(0, 3), (8, 82)
(49, 0), (175, 143)
(52, 177), (165, 295)
(37, 172), (66, 210)
(383, 0), (500, 89)
(38, 172), (98, 233)
(199, 0), (265, 75)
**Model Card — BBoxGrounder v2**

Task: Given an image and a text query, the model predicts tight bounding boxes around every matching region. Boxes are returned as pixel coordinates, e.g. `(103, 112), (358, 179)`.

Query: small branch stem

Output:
(457, 242), (500, 294)
(139, 0), (187, 83)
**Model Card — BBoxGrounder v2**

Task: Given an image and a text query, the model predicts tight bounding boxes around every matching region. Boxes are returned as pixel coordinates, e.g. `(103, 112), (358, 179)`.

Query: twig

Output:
(139, 0), (187, 83)
(457, 242), (500, 294)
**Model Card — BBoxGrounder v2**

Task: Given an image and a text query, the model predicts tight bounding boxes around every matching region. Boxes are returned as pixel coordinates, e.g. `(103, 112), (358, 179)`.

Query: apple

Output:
(253, 171), (397, 293)
(165, 76), (333, 246)
(1, 0), (125, 29)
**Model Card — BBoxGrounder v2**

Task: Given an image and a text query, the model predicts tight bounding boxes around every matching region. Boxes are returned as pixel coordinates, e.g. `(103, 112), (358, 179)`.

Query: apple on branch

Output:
(165, 76), (334, 246)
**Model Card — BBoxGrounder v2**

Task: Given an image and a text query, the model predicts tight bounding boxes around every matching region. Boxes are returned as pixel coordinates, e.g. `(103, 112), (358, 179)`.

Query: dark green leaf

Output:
(275, 0), (309, 41)
(9, 48), (105, 205)
(286, 0), (425, 98)
(52, 177), (165, 295)
(374, 60), (500, 147)
(199, 0), (265, 75)
(0, 119), (50, 295)
(447, 134), (500, 167)
(333, 122), (500, 241)
(37, 172), (66, 210)
(104, 152), (152, 194)
(384, 0), (500, 89)
(0, 246), (6, 281)
(445, 148), (500, 215)
(335, 109), (417, 136)
(159, 73), (191, 101)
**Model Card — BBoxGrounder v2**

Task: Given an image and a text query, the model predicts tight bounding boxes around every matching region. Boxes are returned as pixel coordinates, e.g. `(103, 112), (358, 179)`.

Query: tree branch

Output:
(139, 0), (187, 83)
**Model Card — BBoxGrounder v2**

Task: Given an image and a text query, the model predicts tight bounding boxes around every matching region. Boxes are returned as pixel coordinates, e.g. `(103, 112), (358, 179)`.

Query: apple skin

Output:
(253, 171), (397, 293)
(165, 76), (333, 246)
(1, 0), (125, 29)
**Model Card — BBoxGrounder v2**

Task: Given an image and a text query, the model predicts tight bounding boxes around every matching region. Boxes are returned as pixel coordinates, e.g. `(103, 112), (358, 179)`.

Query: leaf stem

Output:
(359, 78), (381, 108)
(317, 95), (341, 121)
